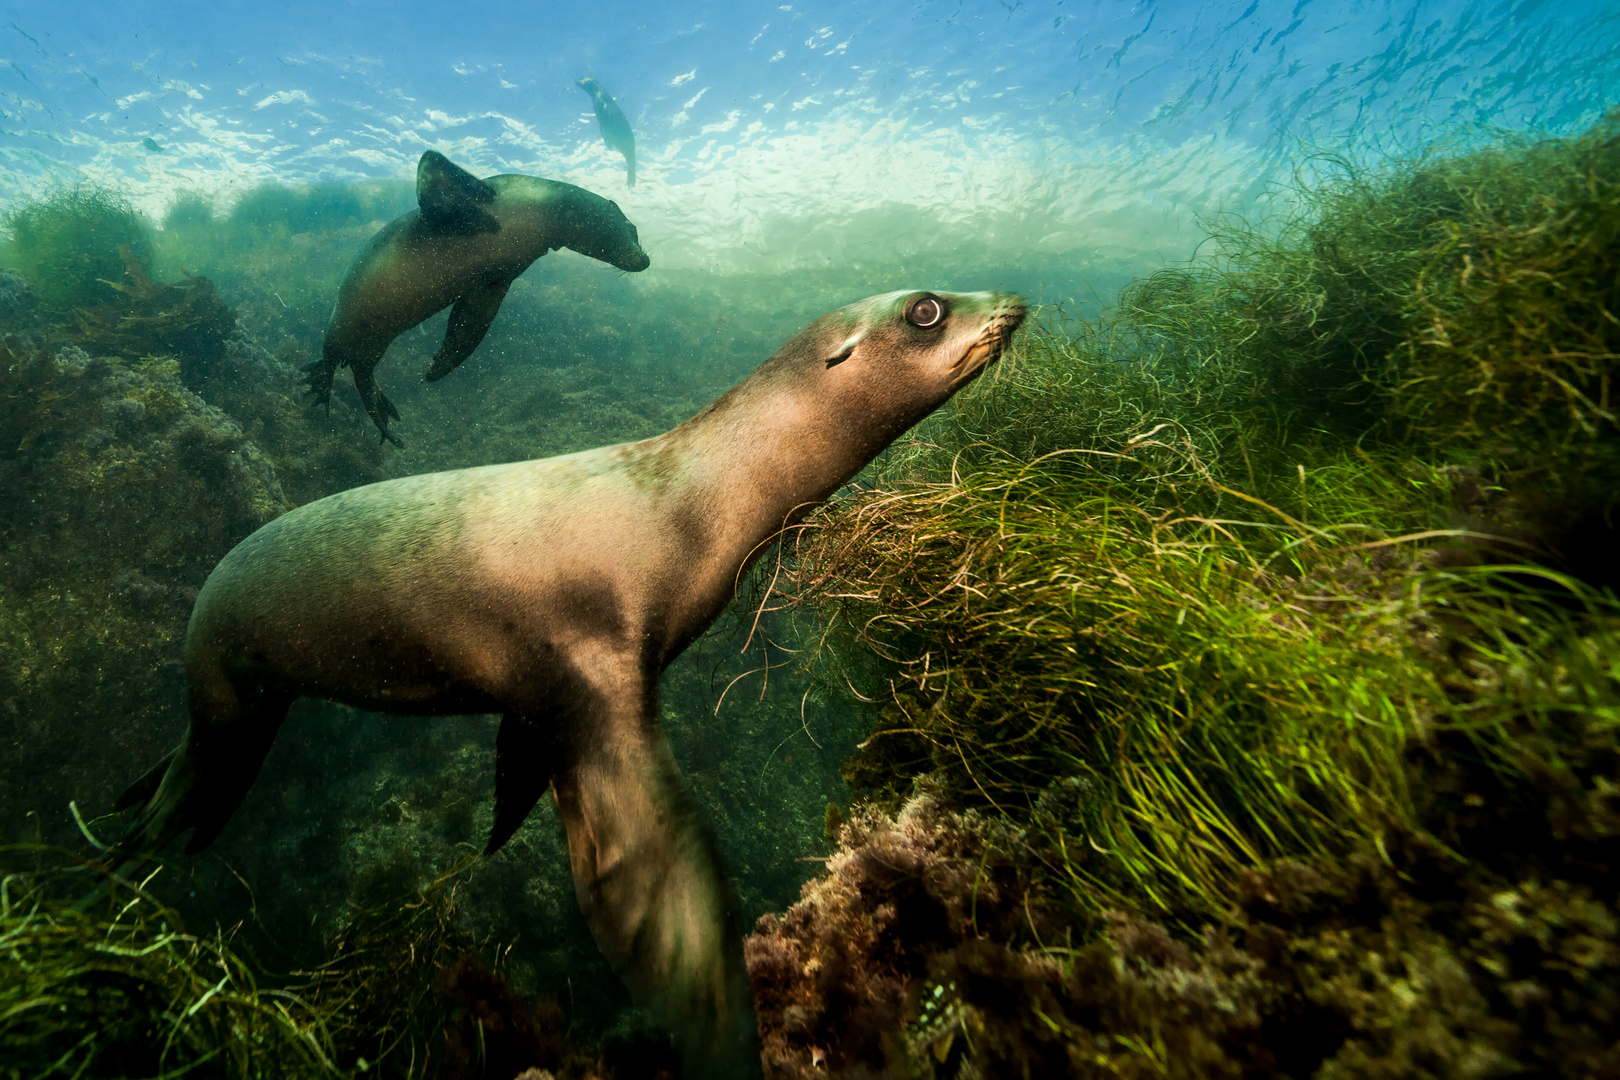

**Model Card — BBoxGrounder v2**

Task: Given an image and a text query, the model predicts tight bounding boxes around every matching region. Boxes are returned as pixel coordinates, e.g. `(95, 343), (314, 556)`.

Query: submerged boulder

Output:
(0, 339), (290, 846)
(0, 268), (38, 325)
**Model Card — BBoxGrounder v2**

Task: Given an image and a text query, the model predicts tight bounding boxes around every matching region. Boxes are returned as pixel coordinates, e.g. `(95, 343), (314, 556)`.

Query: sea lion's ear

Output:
(824, 332), (862, 368)
(417, 150), (500, 235)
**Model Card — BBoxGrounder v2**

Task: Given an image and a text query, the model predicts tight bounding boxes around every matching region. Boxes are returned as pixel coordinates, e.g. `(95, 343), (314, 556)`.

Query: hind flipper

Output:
(373, 388), (402, 446)
(302, 355), (337, 409)
(102, 745), (207, 865)
(425, 279), (512, 382)
(353, 367), (404, 447)
(114, 748), (178, 812)
(486, 711), (556, 855)
(103, 689), (295, 866)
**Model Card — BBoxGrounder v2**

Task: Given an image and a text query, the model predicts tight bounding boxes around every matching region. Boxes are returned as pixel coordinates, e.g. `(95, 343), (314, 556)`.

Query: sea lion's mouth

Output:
(951, 301), (1027, 379)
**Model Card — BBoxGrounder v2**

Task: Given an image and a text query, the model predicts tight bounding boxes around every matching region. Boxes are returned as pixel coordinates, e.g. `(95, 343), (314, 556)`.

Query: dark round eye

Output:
(906, 295), (945, 329)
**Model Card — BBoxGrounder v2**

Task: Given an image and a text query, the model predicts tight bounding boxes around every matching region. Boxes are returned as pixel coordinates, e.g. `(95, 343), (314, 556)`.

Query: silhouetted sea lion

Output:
(108, 289), (1026, 1078)
(576, 76), (636, 186)
(309, 150), (650, 445)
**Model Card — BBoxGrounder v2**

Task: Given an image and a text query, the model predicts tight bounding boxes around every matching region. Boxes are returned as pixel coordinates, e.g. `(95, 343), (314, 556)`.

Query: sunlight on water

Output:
(5, 0), (1616, 288)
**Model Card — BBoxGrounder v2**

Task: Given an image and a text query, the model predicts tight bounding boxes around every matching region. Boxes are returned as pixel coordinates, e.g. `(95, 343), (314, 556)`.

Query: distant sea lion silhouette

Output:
(309, 150), (650, 445)
(108, 289), (1026, 1078)
(576, 76), (636, 186)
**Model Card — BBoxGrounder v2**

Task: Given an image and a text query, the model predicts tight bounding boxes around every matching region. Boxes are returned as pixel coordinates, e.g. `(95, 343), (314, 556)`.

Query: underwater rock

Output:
(746, 791), (1050, 1078)
(751, 783), (1620, 1079)
(0, 268), (38, 324)
(53, 342), (91, 374)
(221, 332), (282, 382)
(750, 599), (1620, 1078)
(0, 337), (290, 847)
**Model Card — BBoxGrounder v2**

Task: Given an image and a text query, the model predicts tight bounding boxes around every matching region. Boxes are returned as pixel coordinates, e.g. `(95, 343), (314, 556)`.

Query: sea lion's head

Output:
(559, 189), (651, 272)
(785, 290), (1026, 437)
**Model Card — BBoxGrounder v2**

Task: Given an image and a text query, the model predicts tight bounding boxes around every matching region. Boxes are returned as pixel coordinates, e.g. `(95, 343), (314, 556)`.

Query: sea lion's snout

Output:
(812, 289), (1027, 419)
(616, 216), (651, 271)
(618, 244), (652, 273)
(926, 290), (1027, 383)
(967, 291), (1027, 369)
(569, 197), (651, 273)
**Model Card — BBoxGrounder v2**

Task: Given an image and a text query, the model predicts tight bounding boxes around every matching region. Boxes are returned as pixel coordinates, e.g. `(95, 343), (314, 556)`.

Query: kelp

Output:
(73, 245), (237, 387)
(1, 185), (155, 312)
(0, 854), (591, 1080)
(746, 113), (1620, 1078)
(0, 851), (337, 1079)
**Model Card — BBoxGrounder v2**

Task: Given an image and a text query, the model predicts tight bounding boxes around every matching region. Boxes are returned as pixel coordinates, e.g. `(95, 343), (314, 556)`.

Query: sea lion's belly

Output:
(332, 218), (543, 348)
(186, 457), (683, 715)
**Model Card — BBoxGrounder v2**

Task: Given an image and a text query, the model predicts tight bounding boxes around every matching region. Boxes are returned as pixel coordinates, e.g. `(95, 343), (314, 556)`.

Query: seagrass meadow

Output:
(3, 97), (1620, 1080)
(745, 114), (1620, 1077)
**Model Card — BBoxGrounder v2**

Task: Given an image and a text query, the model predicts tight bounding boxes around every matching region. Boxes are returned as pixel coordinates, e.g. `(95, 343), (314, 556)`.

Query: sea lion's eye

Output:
(907, 296), (945, 329)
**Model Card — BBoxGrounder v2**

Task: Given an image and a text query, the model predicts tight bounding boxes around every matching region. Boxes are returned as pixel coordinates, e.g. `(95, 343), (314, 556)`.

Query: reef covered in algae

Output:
(742, 114), (1620, 1077)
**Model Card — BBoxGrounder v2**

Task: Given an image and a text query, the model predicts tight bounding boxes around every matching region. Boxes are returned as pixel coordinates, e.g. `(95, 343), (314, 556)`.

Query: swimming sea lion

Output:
(309, 150), (651, 445)
(576, 76), (636, 186)
(108, 288), (1026, 1078)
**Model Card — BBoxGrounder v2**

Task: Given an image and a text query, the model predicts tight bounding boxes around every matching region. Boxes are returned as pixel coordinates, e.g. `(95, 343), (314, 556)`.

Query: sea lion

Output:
(108, 288), (1026, 1078)
(576, 76), (636, 186)
(309, 150), (651, 445)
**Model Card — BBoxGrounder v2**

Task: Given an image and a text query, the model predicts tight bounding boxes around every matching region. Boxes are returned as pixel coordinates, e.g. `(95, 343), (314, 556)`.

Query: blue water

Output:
(6, 0), (1617, 293)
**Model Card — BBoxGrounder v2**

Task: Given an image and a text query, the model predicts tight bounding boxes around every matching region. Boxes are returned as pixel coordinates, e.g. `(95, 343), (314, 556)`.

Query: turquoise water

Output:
(2, 0), (1618, 1074)
(7, 0), (1617, 291)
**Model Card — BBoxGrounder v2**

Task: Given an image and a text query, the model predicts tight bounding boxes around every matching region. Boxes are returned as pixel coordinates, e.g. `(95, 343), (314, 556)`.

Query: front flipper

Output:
(426, 279), (512, 383)
(552, 684), (763, 1079)
(487, 710), (558, 854)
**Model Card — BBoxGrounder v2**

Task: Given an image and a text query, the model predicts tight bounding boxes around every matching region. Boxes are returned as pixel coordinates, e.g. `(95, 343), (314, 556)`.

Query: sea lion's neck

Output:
(489, 176), (597, 248)
(645, 367), (910, 651)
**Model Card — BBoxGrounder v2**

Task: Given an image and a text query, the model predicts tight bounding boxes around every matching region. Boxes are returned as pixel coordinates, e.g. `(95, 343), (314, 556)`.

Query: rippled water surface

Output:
(7, 0), (1617, 287)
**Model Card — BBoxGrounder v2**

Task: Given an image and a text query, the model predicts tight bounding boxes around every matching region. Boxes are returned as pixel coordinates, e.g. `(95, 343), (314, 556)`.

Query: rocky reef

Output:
(0, 338), (292, 841)
(8, 110), (1617, 1076)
